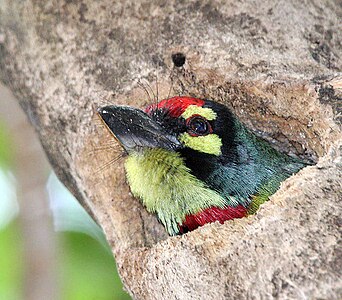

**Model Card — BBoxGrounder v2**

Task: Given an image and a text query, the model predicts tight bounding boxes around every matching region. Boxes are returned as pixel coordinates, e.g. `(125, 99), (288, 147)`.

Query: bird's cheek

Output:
(178, 133), (222, 156)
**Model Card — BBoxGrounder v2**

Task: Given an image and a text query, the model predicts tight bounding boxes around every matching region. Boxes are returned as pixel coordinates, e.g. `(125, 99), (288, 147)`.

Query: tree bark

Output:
(0, 1), (341, 299)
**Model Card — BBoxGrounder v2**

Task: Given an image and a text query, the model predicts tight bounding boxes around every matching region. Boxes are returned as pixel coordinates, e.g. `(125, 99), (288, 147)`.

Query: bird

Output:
(97, 96), (306, 236)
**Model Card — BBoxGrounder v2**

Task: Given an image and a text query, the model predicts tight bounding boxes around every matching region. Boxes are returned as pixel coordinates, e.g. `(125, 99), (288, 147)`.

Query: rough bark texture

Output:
(0, 1), (341, 299)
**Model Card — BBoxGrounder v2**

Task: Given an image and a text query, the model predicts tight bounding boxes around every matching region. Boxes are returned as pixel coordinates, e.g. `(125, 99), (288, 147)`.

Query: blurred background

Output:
(0, 83), (131, 299)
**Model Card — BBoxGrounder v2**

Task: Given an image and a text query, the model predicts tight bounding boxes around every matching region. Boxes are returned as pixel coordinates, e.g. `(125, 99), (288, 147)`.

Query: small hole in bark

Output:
(171, 52), (186, 67)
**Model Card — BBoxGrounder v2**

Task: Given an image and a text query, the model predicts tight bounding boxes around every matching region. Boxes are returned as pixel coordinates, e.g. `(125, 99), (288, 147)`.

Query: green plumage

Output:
(125, 148), (228, 235)
(204, 119), (305, 210)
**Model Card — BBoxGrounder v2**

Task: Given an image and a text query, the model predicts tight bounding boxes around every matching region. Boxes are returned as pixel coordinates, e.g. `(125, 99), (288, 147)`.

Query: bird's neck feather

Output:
(124, 148), (227, 235)
(189, 119), (304, 207)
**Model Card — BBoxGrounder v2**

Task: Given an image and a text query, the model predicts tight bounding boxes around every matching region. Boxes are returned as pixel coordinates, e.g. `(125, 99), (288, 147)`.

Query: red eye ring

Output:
(186, 115), (212, 137)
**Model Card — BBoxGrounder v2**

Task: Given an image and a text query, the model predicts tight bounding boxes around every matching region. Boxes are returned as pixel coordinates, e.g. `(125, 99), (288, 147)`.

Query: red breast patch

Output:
(179, 205), (248, 234)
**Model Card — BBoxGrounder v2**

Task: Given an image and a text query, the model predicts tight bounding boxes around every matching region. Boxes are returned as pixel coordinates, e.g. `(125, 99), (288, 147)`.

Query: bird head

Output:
(98, 97), (235, 156)
(97, 96), (304, 235)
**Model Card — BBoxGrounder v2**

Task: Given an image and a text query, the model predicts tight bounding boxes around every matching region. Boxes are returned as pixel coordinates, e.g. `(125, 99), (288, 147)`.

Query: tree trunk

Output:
(0, 1), (341, 299)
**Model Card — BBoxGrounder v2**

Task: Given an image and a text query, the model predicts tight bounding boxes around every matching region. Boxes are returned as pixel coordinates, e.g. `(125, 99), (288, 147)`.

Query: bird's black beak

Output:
(97, 105), (182, 153)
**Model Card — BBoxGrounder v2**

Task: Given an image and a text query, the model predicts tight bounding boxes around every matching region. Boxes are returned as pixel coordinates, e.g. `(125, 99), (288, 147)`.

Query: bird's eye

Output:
(186, 115), (212, 136)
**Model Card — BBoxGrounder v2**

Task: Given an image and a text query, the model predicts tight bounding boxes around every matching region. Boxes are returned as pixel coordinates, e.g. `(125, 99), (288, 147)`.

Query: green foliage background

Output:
(0, 120), (131, 300)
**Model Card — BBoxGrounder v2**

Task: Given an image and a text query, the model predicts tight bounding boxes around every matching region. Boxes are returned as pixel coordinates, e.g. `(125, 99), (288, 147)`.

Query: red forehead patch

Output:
(145, 96), (205, 117)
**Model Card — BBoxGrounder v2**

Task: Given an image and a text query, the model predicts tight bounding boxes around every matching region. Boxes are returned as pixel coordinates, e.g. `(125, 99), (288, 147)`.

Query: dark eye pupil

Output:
(188, 117), (209, 135)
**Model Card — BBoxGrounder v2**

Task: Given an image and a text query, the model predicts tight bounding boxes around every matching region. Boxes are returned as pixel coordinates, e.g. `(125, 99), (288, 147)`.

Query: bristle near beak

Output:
(97, 105), (182, 153)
